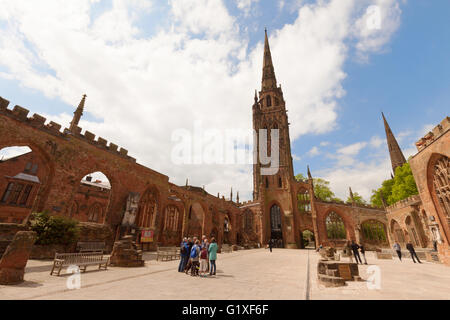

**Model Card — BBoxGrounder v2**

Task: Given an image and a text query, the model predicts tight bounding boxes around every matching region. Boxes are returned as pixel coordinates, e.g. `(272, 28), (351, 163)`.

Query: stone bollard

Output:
(0, 231), (37, 285)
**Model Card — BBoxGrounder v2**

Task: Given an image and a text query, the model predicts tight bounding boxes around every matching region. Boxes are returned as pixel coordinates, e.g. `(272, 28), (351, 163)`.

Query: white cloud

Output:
(308, 146), (320, 157)
(236, 0), (260, 17)
(319, 158), (391, 201)
(352, 0), (403, 61)
(370, 135), (383, 148)
(421, 124), (434, 136)
(0, 0), (404, 201)
(337, 142), (367, 156)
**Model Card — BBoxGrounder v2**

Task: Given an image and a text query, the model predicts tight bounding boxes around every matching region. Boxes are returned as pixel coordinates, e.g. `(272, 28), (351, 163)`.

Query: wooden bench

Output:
(221, 244), (232, 253)
(76, 241), (106, 253)
(50, 251), (109, 276)
(156, 246), (180, 261)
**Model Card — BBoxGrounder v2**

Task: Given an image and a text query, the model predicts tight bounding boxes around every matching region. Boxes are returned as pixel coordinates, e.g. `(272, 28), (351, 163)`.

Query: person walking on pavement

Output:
(351, 241), (363, 264)
(406, 242), (422, 264)
(268, 239), (273, 253)
(393, 242), (402, 261)
(359, 243), (368, 265)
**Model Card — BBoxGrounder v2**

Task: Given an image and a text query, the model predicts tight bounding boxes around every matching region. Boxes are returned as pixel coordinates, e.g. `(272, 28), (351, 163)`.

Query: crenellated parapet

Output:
(386, 194), (422, 212)
(415, 116), (450, 152)
(0, 96), (136, 163)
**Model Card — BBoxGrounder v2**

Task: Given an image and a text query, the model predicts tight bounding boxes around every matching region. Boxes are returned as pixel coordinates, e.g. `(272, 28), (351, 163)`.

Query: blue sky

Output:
(0, 0), (449, 201)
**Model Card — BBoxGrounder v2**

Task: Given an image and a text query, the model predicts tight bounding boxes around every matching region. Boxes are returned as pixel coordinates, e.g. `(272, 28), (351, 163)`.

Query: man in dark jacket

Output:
(359, 244), (368, 265)
(178, 238), (189, 272)
(351, 241), (363, 264)
(406, 242), (422, 263)
(268, 239), (273, 253)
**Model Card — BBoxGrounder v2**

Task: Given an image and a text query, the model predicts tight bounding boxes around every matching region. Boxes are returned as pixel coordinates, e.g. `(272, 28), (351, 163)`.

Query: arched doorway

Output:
(223, 214), (231, 244)
(301, 230), (315, 249)
(186, 203), (204, 238)
(405, 216), (420, 247)
(391, 220), (406, 246)
(270, 204), (283, 247)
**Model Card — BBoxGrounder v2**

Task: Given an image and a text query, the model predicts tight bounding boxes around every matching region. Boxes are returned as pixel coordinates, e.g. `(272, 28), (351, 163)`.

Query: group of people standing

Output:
(178, 236), (218, 277)
(346, 241), (368, 265)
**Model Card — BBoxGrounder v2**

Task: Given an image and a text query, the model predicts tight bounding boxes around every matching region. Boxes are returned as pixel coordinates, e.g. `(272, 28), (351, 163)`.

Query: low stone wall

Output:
(77, 222), (115, 252)
(0, 223), (29, 241)
(30, 244), (68, 260)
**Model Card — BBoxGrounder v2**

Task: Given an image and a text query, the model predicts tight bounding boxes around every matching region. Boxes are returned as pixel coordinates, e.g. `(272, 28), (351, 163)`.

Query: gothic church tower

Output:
(252, 30), (296, 246)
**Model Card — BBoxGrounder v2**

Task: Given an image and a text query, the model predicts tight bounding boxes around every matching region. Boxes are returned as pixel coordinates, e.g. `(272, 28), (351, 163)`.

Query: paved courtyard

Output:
(0, 249), (449, 300)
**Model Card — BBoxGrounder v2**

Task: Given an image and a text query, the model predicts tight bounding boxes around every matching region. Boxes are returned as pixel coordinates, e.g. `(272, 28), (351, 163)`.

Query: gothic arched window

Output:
(297, 190), (311, 213)
(87, 203), (102, 223)
(244, 210), (253, 232)
(325, 211), (346, 240)
(164, 205), (179, 232)
(138, 189), (158, 228)
(361, 220), (387, 244)
(266, 95), (272, 107)
(433, 155), (450, 218)
(270, 205), (282, 231)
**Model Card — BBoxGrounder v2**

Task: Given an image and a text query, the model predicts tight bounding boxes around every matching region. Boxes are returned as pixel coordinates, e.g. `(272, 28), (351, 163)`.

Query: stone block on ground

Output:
(0, 231), (37, 285)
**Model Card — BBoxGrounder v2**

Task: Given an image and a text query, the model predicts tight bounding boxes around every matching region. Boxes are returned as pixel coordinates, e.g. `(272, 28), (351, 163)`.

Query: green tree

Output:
(347, 192), (367, 205)
(30, 212), (80, 246)
(390, 163), (419, 203)
(295, 174), (343, 202)
(370, 163), (418, 207)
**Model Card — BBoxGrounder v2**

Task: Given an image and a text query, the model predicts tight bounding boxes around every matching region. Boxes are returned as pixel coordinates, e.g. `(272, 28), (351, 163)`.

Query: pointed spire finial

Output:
(69, 94), (87, 132)
(382, 112), (407, 175)
(262, 28), (277, 91)
(307, 165), (312, 180)
(349, 187), (355, 204)
(186, 178), (188, 187)
(230, 187), (233, 201)
(236, 191), (240, 204)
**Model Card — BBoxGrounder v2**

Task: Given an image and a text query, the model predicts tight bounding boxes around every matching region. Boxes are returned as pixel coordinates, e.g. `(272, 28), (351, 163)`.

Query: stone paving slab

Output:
(0, 249), (449, 300)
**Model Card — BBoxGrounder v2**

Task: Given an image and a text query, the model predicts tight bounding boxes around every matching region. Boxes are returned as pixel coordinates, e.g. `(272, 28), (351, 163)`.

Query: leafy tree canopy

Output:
(295, 173), (344, 203)
(347, 192), (367, 205)
(370, 163), (418, 207)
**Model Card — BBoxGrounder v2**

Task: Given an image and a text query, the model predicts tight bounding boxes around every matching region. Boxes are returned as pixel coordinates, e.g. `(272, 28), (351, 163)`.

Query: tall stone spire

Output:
(70, 94), (86, 132)
(349, 187), (355, 204)
(307, 165), (312, 180)
(261, 29), (277, 91)
(382, 112), (406, 174)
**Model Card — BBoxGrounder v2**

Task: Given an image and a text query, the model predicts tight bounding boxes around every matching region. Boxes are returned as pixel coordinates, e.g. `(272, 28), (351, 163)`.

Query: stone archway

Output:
(186, 202), (205, 238)
(391, 220), (406, 246)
